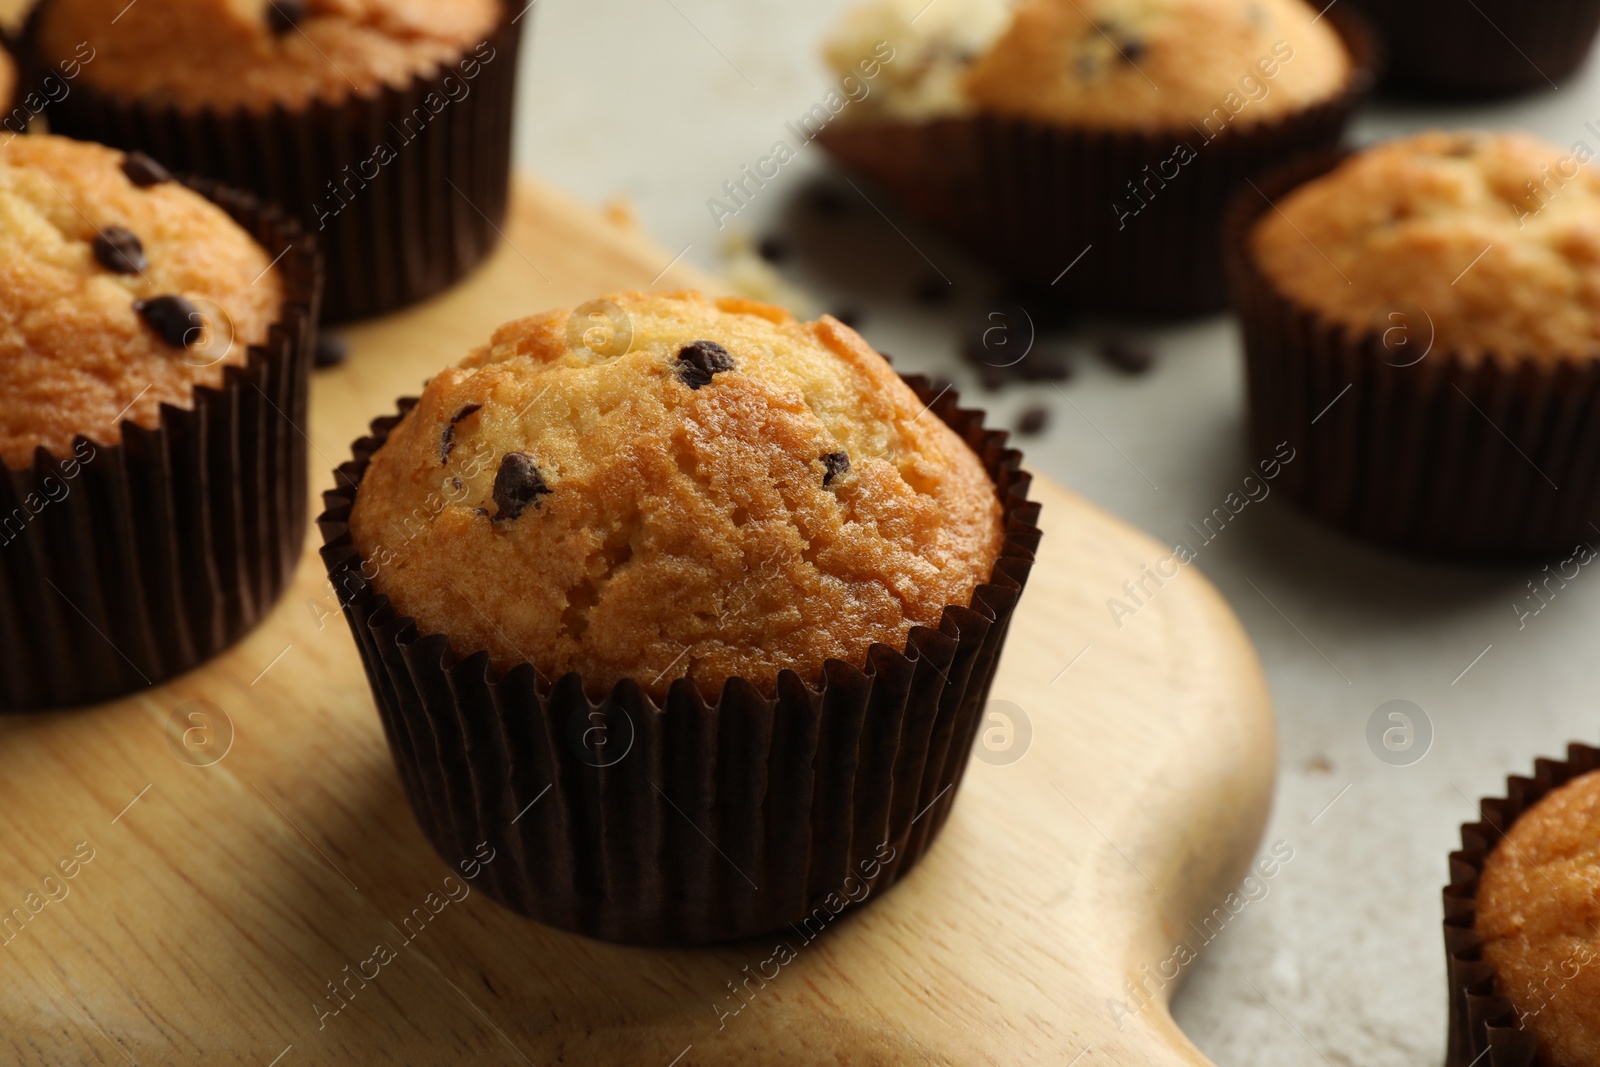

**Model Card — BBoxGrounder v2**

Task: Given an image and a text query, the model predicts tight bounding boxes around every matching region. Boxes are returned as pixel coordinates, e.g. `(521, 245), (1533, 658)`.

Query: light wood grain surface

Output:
(0, 175), (1277, 1066)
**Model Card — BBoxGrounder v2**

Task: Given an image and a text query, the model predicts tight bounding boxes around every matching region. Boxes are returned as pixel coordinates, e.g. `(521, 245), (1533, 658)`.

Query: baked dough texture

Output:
(348, 291), (1005, 700)
(1252, 131), (1600, 366)
(1478, 768), (1600, 1067)
(0, 134), (282, 467)
(35, 0), (502, 112)
(828, 0), (1349, 128)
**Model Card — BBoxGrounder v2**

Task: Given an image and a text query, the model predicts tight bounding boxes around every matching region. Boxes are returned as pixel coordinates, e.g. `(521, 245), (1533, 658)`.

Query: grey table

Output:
(513, 4), (1600, 1063)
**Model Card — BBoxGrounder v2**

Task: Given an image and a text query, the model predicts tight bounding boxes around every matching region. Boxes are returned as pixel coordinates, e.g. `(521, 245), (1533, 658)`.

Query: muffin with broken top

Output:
(0, 133), (318, 709)
(816, 0), (1378, 315)
(319, 289), (1039, 944)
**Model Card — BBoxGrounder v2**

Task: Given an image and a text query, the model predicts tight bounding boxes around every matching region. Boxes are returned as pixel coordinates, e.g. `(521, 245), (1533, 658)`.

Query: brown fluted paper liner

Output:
(1443, 744), (1600, 1067)
(1226, 149), (1600, 560)
(318, 378), (1039, 945)
(0, 181), (320, 710)
(815, 9), (1377, 317)
(18, 0), (521, 323)
(1346, 0), (1600, 99)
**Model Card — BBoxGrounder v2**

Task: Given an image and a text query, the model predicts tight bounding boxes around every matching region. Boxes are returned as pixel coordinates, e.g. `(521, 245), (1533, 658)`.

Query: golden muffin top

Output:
(1477, 768), (1600, 1067)
(1251, 131), (1600, 366)
(347, 290), (1005, 701)
(827, 0), (1350, 129)
(34, 0), (502, 112)
(0, 134), (284, 467)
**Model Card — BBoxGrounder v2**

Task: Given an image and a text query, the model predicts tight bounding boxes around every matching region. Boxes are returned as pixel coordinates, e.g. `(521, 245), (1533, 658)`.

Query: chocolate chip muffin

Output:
(1229, 131), (1600, 557)
(1249, 131), (1600, 365)
(346, 290), (1005, 700)
(321, 289), (1037, 944)
(0, 135), (283, 467)
(1475, 767), (1600, 1067)
(817, 0), (1376, 314)
(0, 133), (318, 710)
(21, 0), (523, 321)
(32, 0), (500, 112)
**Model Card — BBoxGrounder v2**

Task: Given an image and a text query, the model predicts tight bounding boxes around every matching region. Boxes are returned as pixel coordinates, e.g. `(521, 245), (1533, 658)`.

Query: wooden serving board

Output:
(0, 175), (1276, 1066)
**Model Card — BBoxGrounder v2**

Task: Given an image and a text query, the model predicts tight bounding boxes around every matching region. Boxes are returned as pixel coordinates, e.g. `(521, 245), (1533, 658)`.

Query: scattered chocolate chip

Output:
(1017, 406), (1050, 436)
(757, 236), (791, 264)
(821, 451), (851, 486)
(439, 425), (457, 465)
(121, 152), (172, 188)
(314, 334), (349, 369)
(810, 185), (850, 219)
(492, 452), (551, 522)
(92, 226), (147, 275)
(1100, 338), (1155, 374)
(913, 276), (954, 306)
(979, 365), (1009, 392)
(1018, 350), (1073, 382)
(451, 403), (483, 424)
(831, 307), (865, 330)
(134, 295), (201, 349)
(676, 340), (735, 389)
(267, 0), (306, 33)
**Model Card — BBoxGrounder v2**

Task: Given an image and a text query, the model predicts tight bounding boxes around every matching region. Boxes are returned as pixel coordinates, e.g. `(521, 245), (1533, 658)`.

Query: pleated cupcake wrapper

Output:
(0, 181), (319, 711)
(1226, 150), (1600, 560)
(1346, 0), (1600, 99)
(17, 0), (521, 323)
(814, 8), (1377, 318)
(318, 377), (1040, 945)
(1443, 744), (1600, 1067)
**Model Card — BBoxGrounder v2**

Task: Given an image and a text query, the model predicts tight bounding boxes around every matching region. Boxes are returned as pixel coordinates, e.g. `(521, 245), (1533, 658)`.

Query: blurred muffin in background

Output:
(816, 0), (1377, 316)
(1228, 130), (1600, 558)
(320, 289), (1038, 945)
(21, 0), (523, 321)
(1346, 0), (1600, 99)
(0, 134), (317, 709)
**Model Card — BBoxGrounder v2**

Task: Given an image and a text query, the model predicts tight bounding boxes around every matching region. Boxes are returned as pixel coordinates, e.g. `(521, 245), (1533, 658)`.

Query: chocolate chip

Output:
(134, 295), (201, 349)
(979, 365), (1009, 392)
(1119, 36), (1148, 63)
(821, 451), (850, 486)
(314, 334), (349, 369)
(676, 340), (735, 389)
(831, 307), (865, 330)
(267, 0), (306, 33)
(810, 185), (850, 219)
(492, 452), (551, 521)
(1018, 351), (1073, 382)
(1017, 406), (1050, 436)
(92, 226), (147, 275)
(121, 152), (172, 188)
(1100, 338), (1155, 375)
(757, 236), (791, 263)
(439, 404), (482, 464)
(913, 277), (953, 306)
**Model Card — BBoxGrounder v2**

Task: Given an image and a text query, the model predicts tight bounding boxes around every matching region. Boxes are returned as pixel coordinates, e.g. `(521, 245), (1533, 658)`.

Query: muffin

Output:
(0, 134), (318, 709)
(319, 290), (1039, 944)
(816, 0), (1377, 316)
(20, 0), (522, 322)
(1346, 0), (1600, 99)
(1445, 744), (1600, 1067)
(1228, 131), (1600, 558)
